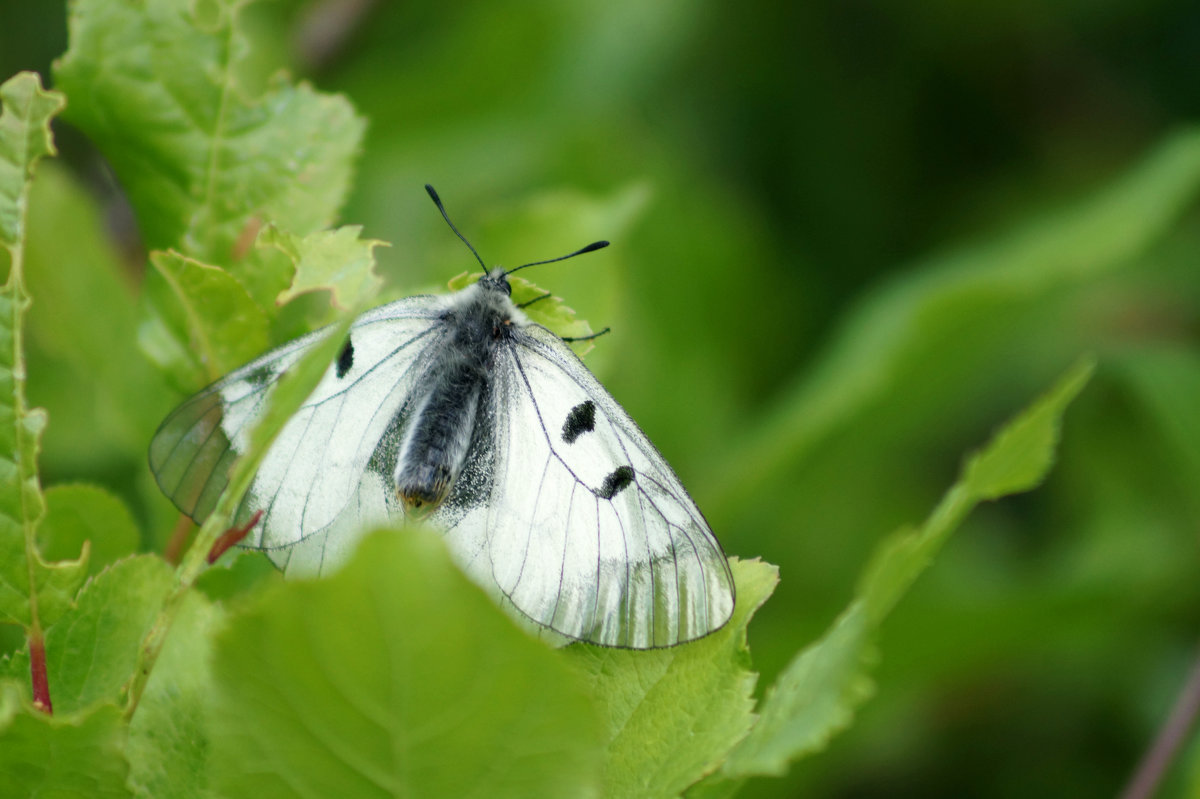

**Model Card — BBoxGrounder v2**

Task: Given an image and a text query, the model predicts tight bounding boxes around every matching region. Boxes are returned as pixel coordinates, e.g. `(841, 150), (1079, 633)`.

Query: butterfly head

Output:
(476, 268), (513, 296)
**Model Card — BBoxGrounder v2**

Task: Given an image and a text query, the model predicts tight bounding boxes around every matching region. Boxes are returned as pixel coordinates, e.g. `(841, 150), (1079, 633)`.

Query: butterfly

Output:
(149, 186), (735, 648)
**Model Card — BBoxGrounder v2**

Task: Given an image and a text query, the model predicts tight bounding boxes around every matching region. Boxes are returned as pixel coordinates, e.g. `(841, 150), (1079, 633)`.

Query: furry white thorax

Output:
(447, 267), (533, 328)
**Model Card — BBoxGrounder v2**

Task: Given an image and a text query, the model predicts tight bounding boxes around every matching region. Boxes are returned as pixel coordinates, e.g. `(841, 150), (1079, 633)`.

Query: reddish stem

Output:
(29, 633), (52, 714)
(207, 510), (263, 564)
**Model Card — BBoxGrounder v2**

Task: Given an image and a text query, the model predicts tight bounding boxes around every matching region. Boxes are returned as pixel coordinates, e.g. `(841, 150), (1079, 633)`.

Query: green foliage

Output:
(3, 556), (173, 714)
(707, 133), (1200, 518)
(0, 73), (60, 244)
(209, 528), (604, 799)
(0, 684), (130, 798)
(52, 0), (365, 263)
(145, 249), (270, 383)
(0, 0), (1197, 797)
(126, 588), (221, 799)
(0, 72), (87, 637)
(711, 359), (1094, 787)
(40, 484), (141, 576)
(261, 224), (385, 310)
(23, 162), (173, 470)
(567, 558), (775, 797)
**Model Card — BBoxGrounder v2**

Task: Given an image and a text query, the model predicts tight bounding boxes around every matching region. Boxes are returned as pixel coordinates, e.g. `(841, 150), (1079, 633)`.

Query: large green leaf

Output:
(53, 0), (366, 266)
(209, 527), (604, 799)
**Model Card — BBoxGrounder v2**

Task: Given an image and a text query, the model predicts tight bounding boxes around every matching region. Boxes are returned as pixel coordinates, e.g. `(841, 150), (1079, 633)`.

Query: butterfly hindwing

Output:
(437, 324), (735, 648)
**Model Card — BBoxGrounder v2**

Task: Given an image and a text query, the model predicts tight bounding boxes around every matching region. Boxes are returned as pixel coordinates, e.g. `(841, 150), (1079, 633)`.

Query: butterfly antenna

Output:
(425, 184), (486, 271)
(506, 240), (610, 276)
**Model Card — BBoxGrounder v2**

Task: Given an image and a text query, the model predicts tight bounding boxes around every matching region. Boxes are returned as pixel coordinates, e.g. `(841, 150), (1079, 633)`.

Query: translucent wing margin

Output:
(149, 296), (448, 566)
(437, 325), (735, 648)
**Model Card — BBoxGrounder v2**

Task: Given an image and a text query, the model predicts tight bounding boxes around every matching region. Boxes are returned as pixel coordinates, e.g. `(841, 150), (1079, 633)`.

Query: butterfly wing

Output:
(435, 324), (735, 648)
(150, 296), (448, 572)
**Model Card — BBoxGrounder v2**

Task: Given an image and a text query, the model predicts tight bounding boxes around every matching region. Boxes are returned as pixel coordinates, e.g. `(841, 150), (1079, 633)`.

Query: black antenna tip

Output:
(580, 240), (610, 254)
(424, 184), (486, 270)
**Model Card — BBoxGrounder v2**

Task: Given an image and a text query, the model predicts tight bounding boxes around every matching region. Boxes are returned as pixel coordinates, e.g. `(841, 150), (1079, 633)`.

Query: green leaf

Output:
(261, 224), (386, 310)
(0, 399), (75, 629)
(0, 684), (131, 798)
(701, 603), (874, 790)
(40, 484), (141, 576)
(961, 356), (1096, 501)
(208, 527), (603, 799)
(3, 556), (174, 715)
(714, 357), (1095, 782)
(0, 71), (87, 633)
(145, 249), (269, 383)
(127, 589), (223, 799)
(0, 73), (63, 251)
(565, 558), (777, 799)
(53, 0), (366, 265)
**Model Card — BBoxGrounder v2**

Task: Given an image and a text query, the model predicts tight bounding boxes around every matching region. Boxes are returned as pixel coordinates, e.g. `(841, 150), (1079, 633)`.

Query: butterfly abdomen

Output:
(394, 288), (511, 513)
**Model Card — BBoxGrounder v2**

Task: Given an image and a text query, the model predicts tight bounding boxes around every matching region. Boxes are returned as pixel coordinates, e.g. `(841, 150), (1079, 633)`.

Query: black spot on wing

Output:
(336, 336), (354, 378)
(244, 363), (278, 390)
(596, 466), (634, 500)
(561, 400), (596, 444)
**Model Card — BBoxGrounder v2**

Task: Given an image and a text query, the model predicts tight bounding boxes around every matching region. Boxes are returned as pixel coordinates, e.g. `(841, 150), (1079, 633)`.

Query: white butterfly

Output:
(149, 186), (735, 648)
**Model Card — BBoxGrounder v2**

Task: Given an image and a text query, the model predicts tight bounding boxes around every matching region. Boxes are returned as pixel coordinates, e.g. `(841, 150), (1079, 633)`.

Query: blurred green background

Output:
(3, 1), (1200, 796)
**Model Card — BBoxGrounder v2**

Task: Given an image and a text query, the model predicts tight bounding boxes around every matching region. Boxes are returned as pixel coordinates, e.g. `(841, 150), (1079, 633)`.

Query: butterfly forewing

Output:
(150, 298), (446, 550)
(150, 336), (311, 521)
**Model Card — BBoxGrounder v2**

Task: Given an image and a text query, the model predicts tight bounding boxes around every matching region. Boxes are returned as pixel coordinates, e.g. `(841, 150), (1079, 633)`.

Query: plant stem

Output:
(1119, 643), (1200, 799)
(123, 511), (227, 720)
(29, 629), (51, 713)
